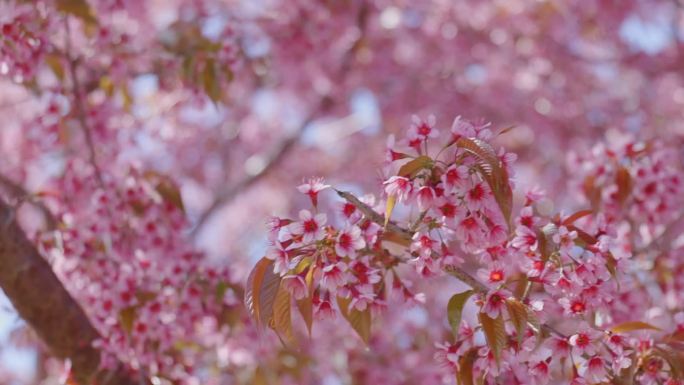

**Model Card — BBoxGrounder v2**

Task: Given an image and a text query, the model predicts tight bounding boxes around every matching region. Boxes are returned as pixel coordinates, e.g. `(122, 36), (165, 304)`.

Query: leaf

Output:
(567, 225), (598, 245)
(456, 138), (512, 227)
(118, 306), (137, 335)
(384, 194), (396, 227)
(44, 54), (65, 80)
(245, 257), (282, 327)
(615, 167), (632, 205)
(654, 347), (684, 378)
(562, 209), (593, 226)
(56, 0), (97, 26)
(456, 347), (478, 385)
(337, 296), (371, 344)
(381, 230), (412, 247)
(610, 321), (662, 333)
(296, 267), (315, 336)
(582, 175), (602, 210)
(397, 155), (432, 178)
(447, 290), (474, 338)
(272, 284), (295, 345)
(505, 298), (528, 347)
(478, 312), (506, 367)
(202, 59), (222, 103)
(538, 223), (557, 264)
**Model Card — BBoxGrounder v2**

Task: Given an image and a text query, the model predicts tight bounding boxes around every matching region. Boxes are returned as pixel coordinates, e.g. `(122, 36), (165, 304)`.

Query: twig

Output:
(191, 4), (370, 238)
(63, 16), (106, 188)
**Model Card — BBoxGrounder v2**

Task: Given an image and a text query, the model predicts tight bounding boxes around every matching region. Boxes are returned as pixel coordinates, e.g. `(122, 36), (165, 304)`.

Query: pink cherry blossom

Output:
(335, 225), (365, 258)
(289, 210), (327, 243)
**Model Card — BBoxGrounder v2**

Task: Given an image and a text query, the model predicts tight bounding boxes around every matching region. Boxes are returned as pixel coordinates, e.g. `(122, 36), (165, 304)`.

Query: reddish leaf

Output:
(562, 209), (593, 226)
(245, 257), (282, 328)
(456, 347), (478, 385)
(337, 296), (371, 344)
(272, 284), (295, 345)
(296, 267), (315, 336)
(505, 298), (528, 346)
(456, 138), (513, 227)
(615, 167), (632, 205)
(478, 312), (506, 367)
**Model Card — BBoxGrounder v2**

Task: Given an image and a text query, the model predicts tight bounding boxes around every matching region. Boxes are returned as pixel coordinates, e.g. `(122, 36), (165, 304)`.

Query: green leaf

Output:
(478, 312), (506, 367)
(337, 296), (371, 344)
(397, 155), (432, 178)
(610, 321), (662, 333)
(456, 138), (512, 227)
(505, 298), (528, 347)
(447, 290), (473, 338)
(245, 257), (282, 327)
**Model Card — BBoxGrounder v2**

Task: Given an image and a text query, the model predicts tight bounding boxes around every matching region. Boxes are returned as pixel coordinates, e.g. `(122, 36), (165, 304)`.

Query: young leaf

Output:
(337, 296), (371, 344)
(562, 209), (593, 226)
(456, 137), (512, 226)
(296, 267), (315, 336)
(610, 321), (662, 333)
(615, 167), (632, 205)
(272, 284), (295, 346)
(245, 257), (282, 327)
(155, 178), (185, 213)
(397, 155), (432, 178)
(478, 312), (506, 367)
(456, 347), (478, 385)
(384, 194), (396, 227)
(203, 59), (222, 103)
(505, 298), (528, 346)
(56, 0), (97, 26)
(447, 290), (474, 338)
(118, 306), (137, 335)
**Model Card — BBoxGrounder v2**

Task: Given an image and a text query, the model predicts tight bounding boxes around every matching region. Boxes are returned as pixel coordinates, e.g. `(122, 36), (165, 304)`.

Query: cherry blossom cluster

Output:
(35, 161), (255, 383)
(258, 115), (684, 385)
(0, 1), (55, 82)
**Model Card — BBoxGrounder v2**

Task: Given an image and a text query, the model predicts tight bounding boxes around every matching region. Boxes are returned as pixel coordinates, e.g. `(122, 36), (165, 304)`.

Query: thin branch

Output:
(191, 3), (370, 238)
(191, 113), (314, 237)
(64, 16), (106, 187)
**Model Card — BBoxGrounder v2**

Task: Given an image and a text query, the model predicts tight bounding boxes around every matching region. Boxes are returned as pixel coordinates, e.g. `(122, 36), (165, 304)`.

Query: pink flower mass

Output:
(0, 0), (683, 384)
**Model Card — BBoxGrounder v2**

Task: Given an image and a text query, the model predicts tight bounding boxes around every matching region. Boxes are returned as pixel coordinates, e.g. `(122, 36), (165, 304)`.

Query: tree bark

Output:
(0, 198), (138, 385)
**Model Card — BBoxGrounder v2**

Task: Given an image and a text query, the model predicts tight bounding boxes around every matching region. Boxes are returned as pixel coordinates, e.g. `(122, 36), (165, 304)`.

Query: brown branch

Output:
(191, 4), (370, 238)
(0, 173), (57, 230)
(191, 119), (312, 237)
(0, 198), (139, 385)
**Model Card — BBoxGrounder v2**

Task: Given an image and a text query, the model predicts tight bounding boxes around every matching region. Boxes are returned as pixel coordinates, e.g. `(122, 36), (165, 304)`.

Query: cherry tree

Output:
(0, 0), (683, 384)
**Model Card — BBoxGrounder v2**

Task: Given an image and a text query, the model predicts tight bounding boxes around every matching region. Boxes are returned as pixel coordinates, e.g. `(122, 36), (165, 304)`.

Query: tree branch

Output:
(0, 198), (139, 385)
(0, 173), (57, 230)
